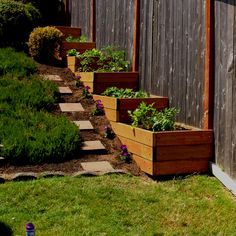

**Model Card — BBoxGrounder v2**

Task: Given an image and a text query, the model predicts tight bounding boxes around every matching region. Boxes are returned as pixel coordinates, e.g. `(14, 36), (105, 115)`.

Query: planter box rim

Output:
(93, 94), (168, 100)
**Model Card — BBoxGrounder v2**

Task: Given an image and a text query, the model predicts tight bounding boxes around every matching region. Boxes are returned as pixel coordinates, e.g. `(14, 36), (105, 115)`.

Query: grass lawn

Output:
(0, 174), (235, 235)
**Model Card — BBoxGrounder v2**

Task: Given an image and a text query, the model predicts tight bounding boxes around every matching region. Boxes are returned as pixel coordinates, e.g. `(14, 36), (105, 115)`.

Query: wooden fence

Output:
(66, 0), (236, 181)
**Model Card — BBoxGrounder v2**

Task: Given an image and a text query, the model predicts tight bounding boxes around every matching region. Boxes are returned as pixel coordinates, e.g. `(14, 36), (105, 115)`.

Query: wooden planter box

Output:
(61, 42), (96, 62)
(67, 56), (79, 72)
(75, 72), (139, 94)
(93, 94), (169, 123)
(55, 26), (81, 40)
(110, 122), (213, 176)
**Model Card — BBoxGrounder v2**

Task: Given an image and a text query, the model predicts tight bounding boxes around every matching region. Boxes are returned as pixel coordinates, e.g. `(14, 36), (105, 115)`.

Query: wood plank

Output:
(111, 122), (155, 146)
(77, 72), (94, 82)
(132, 154), (154, 175)
(118, 136), (154, 161)
(92, 95), (118, 109)
(94, 72), (139, 82)
(156, 144), (213, 161)
(155, 130), (213, 146)
(154, 159), (209, 175)
(103, 108), (118, 122)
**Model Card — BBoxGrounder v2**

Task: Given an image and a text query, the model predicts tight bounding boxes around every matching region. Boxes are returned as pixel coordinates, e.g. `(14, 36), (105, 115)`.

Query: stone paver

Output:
(81, 141), (106, 151)
(59, 103), (84, 112)
(59, 87), (73, 94)
(41, 74), (63, 81)
(73, 121), (94, 130)
(81, 161), (114, 172)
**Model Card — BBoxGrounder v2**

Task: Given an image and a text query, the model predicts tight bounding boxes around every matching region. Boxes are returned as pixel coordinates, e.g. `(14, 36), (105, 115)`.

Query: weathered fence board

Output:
(139, 0), (205, 128)
(214, 0), (236, 180)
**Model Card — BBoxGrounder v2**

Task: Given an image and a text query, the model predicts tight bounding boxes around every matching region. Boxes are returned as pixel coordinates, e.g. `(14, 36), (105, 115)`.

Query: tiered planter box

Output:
(55, 26), (81, 40)
(61, 42), (96, 62)
(67, 56), (79, 72)
(75, 72), (139, 94)
(110, 121), (213, 176)
(93, 94), (169, 123)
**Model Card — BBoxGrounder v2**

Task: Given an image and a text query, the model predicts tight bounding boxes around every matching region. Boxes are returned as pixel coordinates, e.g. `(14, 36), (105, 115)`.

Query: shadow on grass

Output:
(0, 222), (13, 236)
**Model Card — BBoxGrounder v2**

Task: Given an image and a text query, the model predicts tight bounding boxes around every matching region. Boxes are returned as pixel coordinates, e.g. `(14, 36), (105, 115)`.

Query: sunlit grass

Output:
(0, 175), (235, 235)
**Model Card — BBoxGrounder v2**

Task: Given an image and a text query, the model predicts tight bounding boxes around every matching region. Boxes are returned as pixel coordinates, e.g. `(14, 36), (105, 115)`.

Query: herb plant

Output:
(102, 87), (149, 98)
(128, 102), (179, 131)
(66, 35), (87, 43)
(67, 49), (78, 56)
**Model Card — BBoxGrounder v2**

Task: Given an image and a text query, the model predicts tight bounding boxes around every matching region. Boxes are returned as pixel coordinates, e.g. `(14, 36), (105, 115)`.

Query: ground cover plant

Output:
(66, 35), (87, 43)
(0, 48), (37, 77)
(128, 102), (179, 131)
(0, 175), (235, 235)
(74, 46), (130, 72)
(0, 49), (81, 165)
(102, 87), (149, 98)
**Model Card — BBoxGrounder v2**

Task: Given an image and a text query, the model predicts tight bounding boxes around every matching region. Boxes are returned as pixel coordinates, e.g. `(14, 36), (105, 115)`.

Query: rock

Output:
(11, 172), (37, 181)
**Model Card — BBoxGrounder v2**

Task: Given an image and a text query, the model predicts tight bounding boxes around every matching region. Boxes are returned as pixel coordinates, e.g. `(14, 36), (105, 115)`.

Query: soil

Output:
(0, 64), (144, 177)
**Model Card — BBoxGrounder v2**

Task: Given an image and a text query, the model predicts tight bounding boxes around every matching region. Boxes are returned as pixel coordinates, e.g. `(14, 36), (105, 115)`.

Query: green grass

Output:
(0, 175), (235, 235)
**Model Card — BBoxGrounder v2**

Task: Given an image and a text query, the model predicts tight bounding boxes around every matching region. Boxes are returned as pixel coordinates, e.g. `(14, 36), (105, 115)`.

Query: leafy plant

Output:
(104, 125), (114, 139)
(67, 49), (78, 56)
(76, 46), (130, 72)
(82, 85), (91, 98)
(66, 35), (87, 43)
(120, 145), (131, 162)
(92, 100), (104, 116)
(128, 102), (179, 131)
(28, 26), (63, 65)
(102, 87), (149, 98)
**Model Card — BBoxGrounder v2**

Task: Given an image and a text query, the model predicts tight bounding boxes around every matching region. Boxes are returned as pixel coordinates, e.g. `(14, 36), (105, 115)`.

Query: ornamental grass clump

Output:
(128, 102), (179, 132)
(102, 87), (149, 98)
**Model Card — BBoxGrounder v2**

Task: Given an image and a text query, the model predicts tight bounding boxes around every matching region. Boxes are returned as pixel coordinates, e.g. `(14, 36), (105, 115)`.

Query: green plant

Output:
(0, 0), (41, 49)
(0, 48), (37, 77)
(82, 85), (91, 98)
(66, 35), (87, 43)
(77, 46), (130, 72)
(28, 26), (63, 64)
(102, 87), (149, 98)
(128, 102), (179, 131)
(92, 100), (104, 116)
(67, 49), (78, 57)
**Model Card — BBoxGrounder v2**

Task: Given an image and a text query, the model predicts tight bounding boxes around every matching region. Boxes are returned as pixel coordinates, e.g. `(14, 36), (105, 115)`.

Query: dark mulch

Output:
(0, 64), (144, 177)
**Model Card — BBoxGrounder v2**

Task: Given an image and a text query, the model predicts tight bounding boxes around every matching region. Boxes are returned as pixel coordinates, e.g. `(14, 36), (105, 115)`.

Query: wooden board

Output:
(55, 26), (81, 40)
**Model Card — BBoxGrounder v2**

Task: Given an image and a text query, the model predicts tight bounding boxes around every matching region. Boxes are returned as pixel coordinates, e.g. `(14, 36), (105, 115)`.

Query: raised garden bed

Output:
(93, 94), (169, 123)
(76, 72), (139, 94)
(55, 26), (81, 40)
(110, 121), (213, 176)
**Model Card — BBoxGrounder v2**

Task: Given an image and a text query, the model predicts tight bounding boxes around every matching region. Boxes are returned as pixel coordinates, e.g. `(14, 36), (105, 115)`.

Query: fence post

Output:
(132, 0), (140, 72)
(203, 0), (214, 129)
(90, 0), (96, 42)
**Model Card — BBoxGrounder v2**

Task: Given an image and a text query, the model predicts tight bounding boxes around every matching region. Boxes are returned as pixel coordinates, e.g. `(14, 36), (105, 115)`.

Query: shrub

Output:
(0, 110), (81, 164)
(28, 26), (63, 64)
(0, 48), (37, 77)
(0, 0), (41, 48)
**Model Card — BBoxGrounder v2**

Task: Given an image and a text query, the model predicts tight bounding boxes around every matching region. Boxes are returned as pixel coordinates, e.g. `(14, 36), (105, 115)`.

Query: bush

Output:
(0, 48), (37, 77)
(0, 0), (41, 48)
(0, 110), (81, 164)
(28, 26), (63, 65)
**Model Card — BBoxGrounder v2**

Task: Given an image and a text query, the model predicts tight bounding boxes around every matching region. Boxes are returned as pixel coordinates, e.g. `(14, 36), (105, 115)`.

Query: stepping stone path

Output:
(73, 120), (94, 130)
(81, 141), (106, 151)
(81, 161), (114, 172)
(59, 86), (73, 94)
(59, 103), (84, 112)
(41, 74), (63, 81)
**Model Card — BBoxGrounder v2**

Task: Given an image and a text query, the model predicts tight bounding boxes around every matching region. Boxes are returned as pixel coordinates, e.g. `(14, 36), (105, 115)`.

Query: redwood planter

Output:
(61, 42), (96, 61)
(75, 72), (139, 94)
(55, 26), (81, 40)
(110, 122), (213, 176)
(93, 94), (169, 123)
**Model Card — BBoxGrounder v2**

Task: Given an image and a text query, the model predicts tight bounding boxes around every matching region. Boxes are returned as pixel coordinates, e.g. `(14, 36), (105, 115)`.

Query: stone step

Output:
(41, 74), (63, 81)
(59, 103), (84, 112)
(81, 161), (114, 172)
(81, 141), (106, 151)
(73, 121), (94, 130)
(59, 86), (73, 94)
